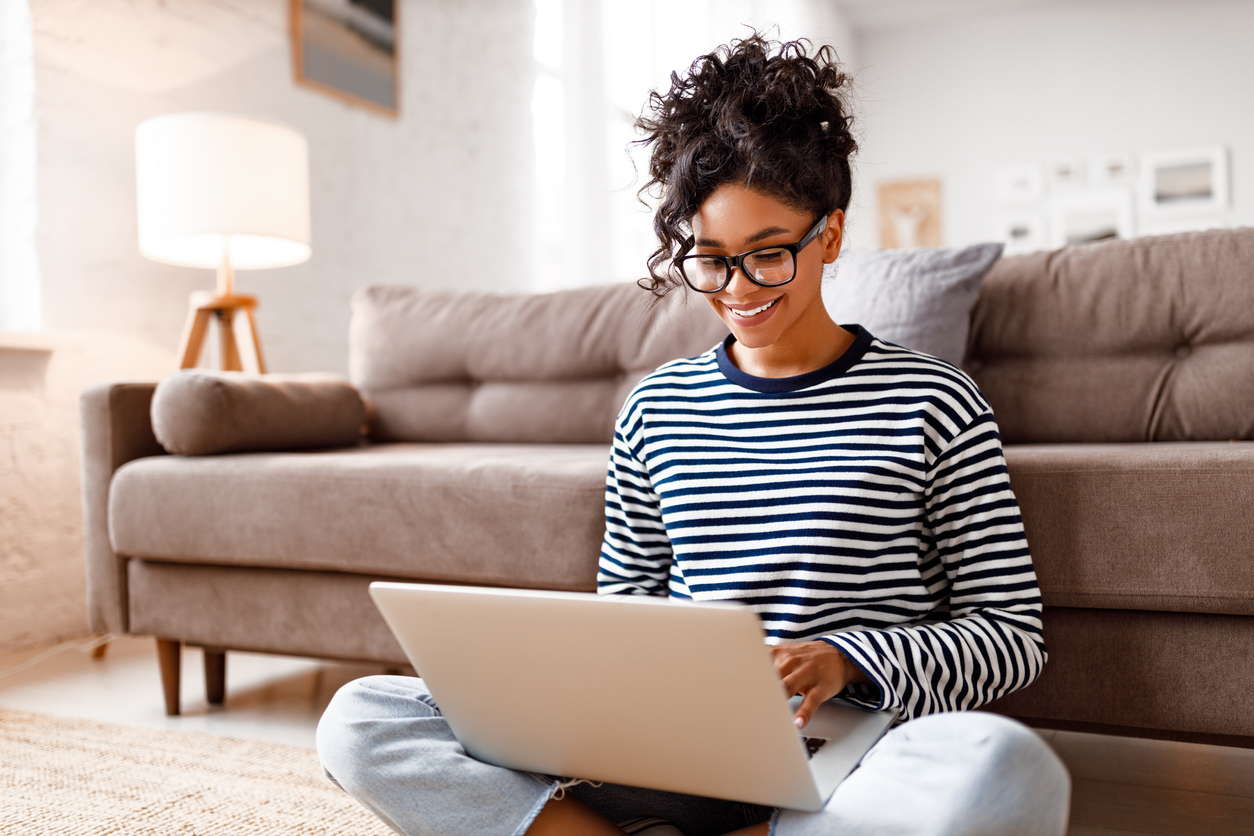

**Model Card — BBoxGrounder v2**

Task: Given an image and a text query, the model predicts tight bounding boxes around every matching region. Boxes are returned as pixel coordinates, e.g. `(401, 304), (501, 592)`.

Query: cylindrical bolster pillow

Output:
(151, 370), (367, 455)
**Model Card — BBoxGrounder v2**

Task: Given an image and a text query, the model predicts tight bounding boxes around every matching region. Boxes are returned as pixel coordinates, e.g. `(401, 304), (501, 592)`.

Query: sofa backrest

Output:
(350, 282), (728, 443)
(965, 227), (1254, 443)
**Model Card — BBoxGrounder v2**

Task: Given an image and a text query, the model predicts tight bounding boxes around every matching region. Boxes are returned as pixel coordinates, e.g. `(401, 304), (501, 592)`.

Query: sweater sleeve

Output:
(819, 410), (1047, 720)
(597, 415), (673, 597)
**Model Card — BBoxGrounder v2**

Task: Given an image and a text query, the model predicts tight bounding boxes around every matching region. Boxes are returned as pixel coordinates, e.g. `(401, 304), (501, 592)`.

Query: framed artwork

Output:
(878, 178), (943, 248)
(1139, 145), (1229, 217)
(993, 163), (1044, 204)
(1049, 189), (1134, 249)
(1047, 158), (1087, 192)
(997, 213), (1047, 256)
(291, 0), (399, 117)
(1089, 153), (1135, 188)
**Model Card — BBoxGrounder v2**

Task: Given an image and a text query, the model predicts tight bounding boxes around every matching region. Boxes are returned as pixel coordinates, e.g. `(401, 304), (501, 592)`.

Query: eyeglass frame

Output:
(674, 213), (829, 294)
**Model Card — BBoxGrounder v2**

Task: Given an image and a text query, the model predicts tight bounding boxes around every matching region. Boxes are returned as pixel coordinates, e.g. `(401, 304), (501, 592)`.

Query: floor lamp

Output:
(135, 113), (311, 372)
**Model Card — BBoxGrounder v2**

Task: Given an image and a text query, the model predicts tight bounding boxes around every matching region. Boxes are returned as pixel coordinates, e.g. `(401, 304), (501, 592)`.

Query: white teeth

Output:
(730, 298), (777, 318)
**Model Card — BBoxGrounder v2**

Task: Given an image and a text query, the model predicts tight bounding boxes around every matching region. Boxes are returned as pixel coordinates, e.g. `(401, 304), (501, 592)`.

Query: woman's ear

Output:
(821, 210), (845, 264)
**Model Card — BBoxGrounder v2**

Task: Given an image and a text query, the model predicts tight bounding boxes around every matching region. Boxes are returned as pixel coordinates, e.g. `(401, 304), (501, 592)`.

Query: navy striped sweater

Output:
(598, 325), (1046, 721)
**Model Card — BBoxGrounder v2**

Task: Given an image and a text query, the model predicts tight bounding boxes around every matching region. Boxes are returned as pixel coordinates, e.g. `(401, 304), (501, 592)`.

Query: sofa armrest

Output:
(80, 382), (167, 633)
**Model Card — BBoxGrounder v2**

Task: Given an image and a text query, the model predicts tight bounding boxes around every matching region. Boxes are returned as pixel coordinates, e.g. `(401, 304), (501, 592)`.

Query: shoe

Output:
(618, 817), (685, 836)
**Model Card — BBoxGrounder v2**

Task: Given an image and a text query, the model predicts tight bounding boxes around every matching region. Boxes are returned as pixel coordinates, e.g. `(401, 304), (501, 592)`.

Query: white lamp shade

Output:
(136, 113), (311, 269)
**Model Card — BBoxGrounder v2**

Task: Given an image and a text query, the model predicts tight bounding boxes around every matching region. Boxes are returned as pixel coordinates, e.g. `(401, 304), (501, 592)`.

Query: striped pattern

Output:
(598, 327), (1046, 721)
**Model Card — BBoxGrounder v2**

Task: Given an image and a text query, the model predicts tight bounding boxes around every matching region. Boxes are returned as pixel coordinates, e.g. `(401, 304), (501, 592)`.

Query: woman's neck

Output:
(726, 302), (855, 379)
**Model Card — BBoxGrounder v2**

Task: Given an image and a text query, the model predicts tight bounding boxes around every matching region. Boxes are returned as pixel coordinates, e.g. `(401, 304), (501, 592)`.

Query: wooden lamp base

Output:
(176, 291), (267, 372)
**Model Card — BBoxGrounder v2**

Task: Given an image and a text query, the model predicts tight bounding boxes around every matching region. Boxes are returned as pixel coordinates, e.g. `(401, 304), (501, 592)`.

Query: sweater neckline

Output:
(715, 324), (873, 393)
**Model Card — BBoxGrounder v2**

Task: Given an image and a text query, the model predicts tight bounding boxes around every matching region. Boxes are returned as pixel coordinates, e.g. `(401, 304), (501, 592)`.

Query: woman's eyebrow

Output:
(695, 225), (794, 248)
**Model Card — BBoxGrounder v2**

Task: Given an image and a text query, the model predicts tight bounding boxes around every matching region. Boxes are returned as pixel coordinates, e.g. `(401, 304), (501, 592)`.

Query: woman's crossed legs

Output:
(316, 676), (1069, 836)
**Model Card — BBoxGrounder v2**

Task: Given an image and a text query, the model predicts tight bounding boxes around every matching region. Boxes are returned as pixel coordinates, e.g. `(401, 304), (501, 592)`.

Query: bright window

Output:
(0, 0), (41, 332)
(531, 0), (853, 291)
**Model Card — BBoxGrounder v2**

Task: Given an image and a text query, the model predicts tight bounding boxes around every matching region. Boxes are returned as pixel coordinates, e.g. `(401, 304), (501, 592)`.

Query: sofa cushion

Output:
(151, 370), (366, 455)
(1006, 441), (1254, 615)
(108, 443), (610, 591)
(110, 438), (1254, 616)
(821, 242), (1003, 366)
(349, 282), (728, 443)
(966, 227), (1254, 443)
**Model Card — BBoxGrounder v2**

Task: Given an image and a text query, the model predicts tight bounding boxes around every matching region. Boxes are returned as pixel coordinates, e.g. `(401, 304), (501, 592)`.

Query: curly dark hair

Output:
(635, 34), (857, 296)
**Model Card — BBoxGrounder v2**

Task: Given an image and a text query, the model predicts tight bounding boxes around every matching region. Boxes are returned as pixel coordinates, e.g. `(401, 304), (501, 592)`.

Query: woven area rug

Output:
(0, 708), (393, 835)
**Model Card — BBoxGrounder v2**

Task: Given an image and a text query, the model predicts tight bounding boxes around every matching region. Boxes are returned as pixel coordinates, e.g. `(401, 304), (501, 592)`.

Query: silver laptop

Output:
(368, 581), (895, 812)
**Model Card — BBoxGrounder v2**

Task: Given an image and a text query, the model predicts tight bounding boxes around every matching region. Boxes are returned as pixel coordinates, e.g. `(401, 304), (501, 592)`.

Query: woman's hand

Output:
(770, 641), (869, 729)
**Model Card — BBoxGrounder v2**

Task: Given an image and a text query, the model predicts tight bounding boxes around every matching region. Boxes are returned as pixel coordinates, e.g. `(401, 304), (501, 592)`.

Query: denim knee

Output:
(315, 675), (556, 836)
(315, 675), (439, 788)
(905, 712), (1071, 836)
(775, 711), (1071, 836)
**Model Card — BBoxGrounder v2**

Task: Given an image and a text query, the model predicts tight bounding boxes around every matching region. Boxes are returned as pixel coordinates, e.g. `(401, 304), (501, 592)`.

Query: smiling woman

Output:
(315, 34), (1070, 836)
(683, 186), (851, 379)
(635, 38), (856, 302)
(631, 38), (858, 382)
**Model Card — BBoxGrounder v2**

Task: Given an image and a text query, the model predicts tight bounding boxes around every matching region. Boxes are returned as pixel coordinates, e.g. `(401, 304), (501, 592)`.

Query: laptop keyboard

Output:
(803, 737), (829, 758)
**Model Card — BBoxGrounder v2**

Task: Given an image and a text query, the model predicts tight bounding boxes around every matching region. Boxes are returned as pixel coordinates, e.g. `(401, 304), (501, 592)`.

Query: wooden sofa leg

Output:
(91, 634), (110, 660)
(204, 650), (226, 706)
(156, 638), (181, 716)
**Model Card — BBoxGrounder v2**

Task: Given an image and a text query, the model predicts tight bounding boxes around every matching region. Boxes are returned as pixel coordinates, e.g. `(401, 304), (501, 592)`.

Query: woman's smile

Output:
(723, 296), (781, 323)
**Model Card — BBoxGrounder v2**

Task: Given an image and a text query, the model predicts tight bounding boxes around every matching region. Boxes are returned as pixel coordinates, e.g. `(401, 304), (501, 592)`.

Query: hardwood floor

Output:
(2, 636), (1251, 834)
(0, 635), (388, 748)
(1045, 726), (1254, 835)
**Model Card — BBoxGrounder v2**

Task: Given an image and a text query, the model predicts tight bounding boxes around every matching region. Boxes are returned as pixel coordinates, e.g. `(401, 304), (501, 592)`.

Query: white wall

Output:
(34, 0), (537, 376)
(0, 334), (172, 654)
(846, 0), (1254, 248)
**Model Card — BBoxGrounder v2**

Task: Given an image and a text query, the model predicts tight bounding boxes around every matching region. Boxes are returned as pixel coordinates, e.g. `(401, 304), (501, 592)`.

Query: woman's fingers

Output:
(794, 689), (825, 729)
(780, 668), (810, 697)
(771, 641), (851, 728)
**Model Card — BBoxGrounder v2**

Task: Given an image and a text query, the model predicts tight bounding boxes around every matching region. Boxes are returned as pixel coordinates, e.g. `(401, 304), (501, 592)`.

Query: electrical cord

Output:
(0, 633), (119, 680)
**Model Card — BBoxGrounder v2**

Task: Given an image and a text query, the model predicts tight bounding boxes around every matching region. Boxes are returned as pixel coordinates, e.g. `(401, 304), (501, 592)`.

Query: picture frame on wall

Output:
(1139, 145), (1228, 217)
(1048, 189), (1135, 249)
(877, 178), (943, 248)
(291, 0), (399, 117)
(1047, 158), (1087, 192)
(1089, 153), (1135, 188)
(993, 163), (1044, 204)
(997, 213), (1047, 256)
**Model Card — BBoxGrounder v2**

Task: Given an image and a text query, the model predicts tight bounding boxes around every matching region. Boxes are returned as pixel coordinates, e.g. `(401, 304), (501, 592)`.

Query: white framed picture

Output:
(997, 213), (1047, 256)
(1049, 189), (1135, 249)
(1090, 153), (1135, 187)
(1047, 158), (1087, 192)
(993, 163), (1044, 203)
(1139, 145), (1229, 217)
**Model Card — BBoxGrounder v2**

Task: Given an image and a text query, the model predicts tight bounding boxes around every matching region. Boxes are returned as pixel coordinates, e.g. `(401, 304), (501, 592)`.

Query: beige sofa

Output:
(81, 228), (1254, 747)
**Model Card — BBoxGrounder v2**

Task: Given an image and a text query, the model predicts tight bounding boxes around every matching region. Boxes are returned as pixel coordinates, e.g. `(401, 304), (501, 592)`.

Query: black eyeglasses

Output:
(674, 214), (828, 294)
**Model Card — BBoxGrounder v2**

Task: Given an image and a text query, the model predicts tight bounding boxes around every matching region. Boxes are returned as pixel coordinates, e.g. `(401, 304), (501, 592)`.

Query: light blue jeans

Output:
(316, 676), (1070, 836)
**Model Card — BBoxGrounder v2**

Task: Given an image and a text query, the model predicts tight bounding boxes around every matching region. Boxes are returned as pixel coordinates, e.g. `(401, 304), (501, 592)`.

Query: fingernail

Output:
(794, 717), (805, 728)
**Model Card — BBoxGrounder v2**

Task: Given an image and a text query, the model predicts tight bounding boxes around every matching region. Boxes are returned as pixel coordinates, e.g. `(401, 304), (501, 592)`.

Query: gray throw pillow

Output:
(821, 243), (1004, 366)
(151, 370), (367, 455)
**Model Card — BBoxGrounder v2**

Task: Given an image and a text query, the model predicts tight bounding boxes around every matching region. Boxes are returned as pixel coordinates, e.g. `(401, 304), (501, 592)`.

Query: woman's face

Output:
(689, 183), (844, 353)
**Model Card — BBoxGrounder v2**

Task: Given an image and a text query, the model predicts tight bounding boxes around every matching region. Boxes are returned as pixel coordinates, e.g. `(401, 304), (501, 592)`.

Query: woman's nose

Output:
(723, 263), (759, 297)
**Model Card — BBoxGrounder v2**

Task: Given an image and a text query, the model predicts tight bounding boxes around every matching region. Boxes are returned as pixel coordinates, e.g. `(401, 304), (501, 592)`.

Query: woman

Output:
(317, 36), (1070, 836)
